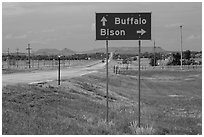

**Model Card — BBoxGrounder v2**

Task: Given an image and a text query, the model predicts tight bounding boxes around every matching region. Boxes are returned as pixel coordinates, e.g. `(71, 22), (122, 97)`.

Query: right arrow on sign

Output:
(137, 29), (146, 35)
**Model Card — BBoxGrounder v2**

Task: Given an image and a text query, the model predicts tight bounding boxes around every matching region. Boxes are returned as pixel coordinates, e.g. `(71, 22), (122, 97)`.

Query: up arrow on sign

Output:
(101, 16), (107, 26)
(137, 29), (146, 35)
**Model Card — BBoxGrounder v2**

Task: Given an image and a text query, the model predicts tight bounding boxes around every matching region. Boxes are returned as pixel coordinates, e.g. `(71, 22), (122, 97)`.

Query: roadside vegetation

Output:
(2, 69), (201, 135)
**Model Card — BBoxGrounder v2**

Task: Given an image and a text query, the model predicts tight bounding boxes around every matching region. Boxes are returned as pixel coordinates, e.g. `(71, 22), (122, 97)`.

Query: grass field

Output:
(2, 68), (202, 135)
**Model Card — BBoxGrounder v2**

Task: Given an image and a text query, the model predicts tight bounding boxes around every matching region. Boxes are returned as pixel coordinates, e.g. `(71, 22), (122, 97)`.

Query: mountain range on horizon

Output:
(34, 46), (167, 55)
(27, 46), (166, 56)
(33, 48), (76, 56)
(3, 46), (196, 56)
(80, 46), (166, 54)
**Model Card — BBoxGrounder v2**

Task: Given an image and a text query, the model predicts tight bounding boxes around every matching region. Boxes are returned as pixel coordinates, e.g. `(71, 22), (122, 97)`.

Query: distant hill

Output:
(80, 46), (166, 54)
(60, 48), (76, 56)
(2, 52), (27, 56)
(2, 47), (166, 56)
(34, 48), (76, 56)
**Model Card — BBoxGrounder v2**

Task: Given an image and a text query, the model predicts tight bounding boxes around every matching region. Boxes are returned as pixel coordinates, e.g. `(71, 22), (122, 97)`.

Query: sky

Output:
(2, 2), (202, 53)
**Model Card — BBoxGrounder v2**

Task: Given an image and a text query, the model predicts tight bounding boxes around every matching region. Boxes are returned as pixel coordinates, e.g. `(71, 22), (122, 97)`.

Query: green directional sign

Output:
(96, 13), (151, 40)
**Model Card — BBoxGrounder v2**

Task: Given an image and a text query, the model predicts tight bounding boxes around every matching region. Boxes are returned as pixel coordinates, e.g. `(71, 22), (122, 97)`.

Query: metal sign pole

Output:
(106, 40), (109, 124)
(154, 40), (156, 67)
(138, 40), (141, 128)
(58, 56), (61, 85)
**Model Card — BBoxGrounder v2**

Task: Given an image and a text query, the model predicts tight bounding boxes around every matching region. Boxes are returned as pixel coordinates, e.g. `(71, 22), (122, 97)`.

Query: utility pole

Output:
(58, 55), (61, 85)
(180, 25), (183, 70)
(16, 48), (19, 68)
(7, 48), (10, 69)
(26, 44), (31, 68)
(153, 40), (156, 67)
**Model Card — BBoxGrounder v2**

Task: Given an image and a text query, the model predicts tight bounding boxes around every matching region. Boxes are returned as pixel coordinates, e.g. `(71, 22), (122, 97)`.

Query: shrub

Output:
(97, 119), (115, 130)
(94, 119), (118, 135)
(129, 121), (156, 135)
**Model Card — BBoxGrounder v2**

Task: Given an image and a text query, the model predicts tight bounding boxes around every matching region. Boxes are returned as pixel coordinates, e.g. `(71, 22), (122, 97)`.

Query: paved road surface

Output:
(2, 52), (115, 86)
(2, 61), (106, 86)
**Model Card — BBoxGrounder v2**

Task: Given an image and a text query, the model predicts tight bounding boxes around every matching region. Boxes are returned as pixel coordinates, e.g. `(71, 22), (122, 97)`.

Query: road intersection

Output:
(2, 52), (113, 86)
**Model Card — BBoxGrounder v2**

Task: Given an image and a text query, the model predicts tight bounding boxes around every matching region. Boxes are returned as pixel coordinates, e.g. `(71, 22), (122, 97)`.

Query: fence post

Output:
(32, 59), (34, 68)
(7, 57), (10, 69)
(38, 60), (39, 69)
(52, 59), (54, 69)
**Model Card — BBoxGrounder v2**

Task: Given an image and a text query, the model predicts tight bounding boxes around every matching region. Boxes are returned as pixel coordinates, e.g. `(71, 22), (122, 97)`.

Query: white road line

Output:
(28, 71), (97, 85)
(80, 71), (97, 76)
(28, 79), (53, 85)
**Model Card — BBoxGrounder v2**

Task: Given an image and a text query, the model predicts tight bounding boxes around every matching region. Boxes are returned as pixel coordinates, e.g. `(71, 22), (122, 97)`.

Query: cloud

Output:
(4, 34), (13, 39)
(2, 2), (89, 17)
(14, 34), (27, 39)
(30, 40), (48, 45)
(2, 2), (26, 16)
(41, 29), (55, 33)
(27, 30), (33, 34)
(4, 33), (27, 39)
(164, 23), (183, 28)
(187, 34), (201, 40)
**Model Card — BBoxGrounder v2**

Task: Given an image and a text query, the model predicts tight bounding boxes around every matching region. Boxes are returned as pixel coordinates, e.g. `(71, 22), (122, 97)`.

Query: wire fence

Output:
(2, 59), (99, 70)
(112, 61), (202, 74)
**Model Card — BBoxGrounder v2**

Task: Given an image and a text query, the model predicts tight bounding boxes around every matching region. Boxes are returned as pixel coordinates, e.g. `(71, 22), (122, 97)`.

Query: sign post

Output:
(106, 40), (109, 124)
(96, 12), (151, 127)
(154, 40), (156, 67)
(138, 40), (141, 127)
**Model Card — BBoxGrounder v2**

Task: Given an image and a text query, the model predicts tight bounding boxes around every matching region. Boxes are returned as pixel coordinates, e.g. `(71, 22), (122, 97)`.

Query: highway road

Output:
(2, 62), (105, 86)
(2, 53), (113, 86)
